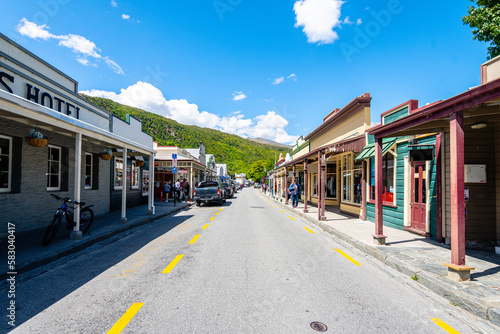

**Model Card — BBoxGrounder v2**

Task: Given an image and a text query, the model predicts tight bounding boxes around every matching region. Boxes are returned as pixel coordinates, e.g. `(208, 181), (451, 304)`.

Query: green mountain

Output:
(81, 95), (291, 176)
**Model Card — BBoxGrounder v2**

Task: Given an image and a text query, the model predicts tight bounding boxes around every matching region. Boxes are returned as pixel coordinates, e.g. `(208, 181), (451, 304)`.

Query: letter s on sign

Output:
(0, 72), (14, 94)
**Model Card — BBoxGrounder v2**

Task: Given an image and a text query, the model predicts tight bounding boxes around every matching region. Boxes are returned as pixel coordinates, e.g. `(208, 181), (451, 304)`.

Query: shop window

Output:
(114, 158), (123, 190)
(142, 170), (150, 196)
(47, 145), (61, 191)
(353, 161), (362, 204)
(85, 153), (92, 189)
(313, 175), (317, 196)
(326, 163), (337, 198)
(342, 154), (352, 202)
(369, 153), (395, 204)
(131, 161), (140, 189)
(0, 135), (12, 192)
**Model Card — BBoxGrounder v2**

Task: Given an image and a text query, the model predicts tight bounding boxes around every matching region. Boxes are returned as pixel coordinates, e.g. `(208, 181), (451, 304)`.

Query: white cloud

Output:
(232, 91), (247, 101)
(356, 18), (362, 26)
(122, 14), (130, 20)
(16, 19), (52, 40)
(58, 34), (101, 58)
(111, 0), (117, 7)
(343, 16), (353, 25)
(76, 58), (97, 67)
(272, 77), (285, 85)
(293, 0), (343, 44)
(16, 18), (123, 75)
(80, 81), (298, 144)
(287, 73), (297, 82)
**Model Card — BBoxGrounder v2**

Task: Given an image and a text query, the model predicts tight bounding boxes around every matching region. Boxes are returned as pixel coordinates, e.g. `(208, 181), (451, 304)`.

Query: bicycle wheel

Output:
(80, 208), (94, 234)
(42, 214), (61, 246)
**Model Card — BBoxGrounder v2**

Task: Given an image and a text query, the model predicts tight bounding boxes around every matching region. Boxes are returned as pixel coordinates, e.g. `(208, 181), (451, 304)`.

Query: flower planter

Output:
(26, 138), (47, 147)
(136, 161), (144, 167)
(100, 154), (112, 160)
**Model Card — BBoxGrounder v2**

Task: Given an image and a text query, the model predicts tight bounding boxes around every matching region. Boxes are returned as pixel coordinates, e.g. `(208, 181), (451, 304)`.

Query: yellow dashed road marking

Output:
(202, 224), (209, 230)
(210, 217), (215, 221)
(289, 216), (295, 220)
(303, 226), (314, 233)
(107, 303), (144, 334)
(189, 234), (201, 244)
(335, 249), (361, 266)
(162, 254), (184, 274)
(431, 318), (460, 334)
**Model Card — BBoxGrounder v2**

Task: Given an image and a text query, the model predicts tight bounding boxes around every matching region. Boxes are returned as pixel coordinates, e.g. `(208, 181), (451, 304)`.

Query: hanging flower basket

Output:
(100, 153), (112, 160)
(136, 161), (145, 167)
(99, 148), (113, 160)
(26, 127), (48, 147)
(26, 137), (47, 147)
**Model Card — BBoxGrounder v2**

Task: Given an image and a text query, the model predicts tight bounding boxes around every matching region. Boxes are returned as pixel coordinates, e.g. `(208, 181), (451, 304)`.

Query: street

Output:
(2, 188), (494, 333)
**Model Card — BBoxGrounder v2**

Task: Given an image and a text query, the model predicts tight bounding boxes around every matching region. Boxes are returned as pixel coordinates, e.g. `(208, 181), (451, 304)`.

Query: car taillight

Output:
(217, 188), (220, 196)
(194, 189), (196, 196)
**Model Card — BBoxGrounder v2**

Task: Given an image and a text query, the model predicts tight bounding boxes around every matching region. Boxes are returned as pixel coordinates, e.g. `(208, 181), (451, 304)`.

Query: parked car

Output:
(194, 181), (226, 206)
(222, 182), (234, 198)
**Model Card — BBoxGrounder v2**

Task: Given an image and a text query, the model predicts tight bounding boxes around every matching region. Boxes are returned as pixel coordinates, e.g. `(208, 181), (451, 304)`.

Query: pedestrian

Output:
(289, 179), (301, 208)
(183, 180), (190, 202)
(164, 182), (170, 202)
(174, 179), (181, 202)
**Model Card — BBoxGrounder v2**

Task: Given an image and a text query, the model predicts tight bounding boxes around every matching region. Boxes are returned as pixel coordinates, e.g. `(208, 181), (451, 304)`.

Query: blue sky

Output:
(1, 0), (489, 144)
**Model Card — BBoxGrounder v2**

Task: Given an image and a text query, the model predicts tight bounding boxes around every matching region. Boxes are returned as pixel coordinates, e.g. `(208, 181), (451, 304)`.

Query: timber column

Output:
(285, 167), (289, 205)
(445, 111), (474, 281)
(317, 151), (321, 221)
(303, 160), (309, 213)
(373, 137), (386, 245)
(320, 150), (326, 220)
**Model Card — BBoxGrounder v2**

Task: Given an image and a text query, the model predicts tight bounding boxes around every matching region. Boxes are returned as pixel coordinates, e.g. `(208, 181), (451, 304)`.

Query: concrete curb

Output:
(263, 193), (500, 327)
(3, 204), (192, 281)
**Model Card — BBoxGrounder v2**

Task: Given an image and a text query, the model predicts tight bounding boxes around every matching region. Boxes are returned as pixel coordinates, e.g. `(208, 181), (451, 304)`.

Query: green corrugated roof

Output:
(354, 138), (396, 161)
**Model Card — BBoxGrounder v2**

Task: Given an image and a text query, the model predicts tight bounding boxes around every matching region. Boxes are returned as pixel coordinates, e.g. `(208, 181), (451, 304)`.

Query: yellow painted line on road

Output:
(274, 206), (277, 208)
(202, 224), (209, 230)
(431, 318), (460, 334)
(106, 303), (144, 334)
(335, 249), (361, 266)
(219, 208), (223, 211)
(303, 226), (314, 233)
(215, 212), (220, 216)
(189, 234), (201, 244)
(280, 210), (284, 213)
(162, 254), (184, 274)
(210, 217), (215, 221)
(289, 216), (295, 221)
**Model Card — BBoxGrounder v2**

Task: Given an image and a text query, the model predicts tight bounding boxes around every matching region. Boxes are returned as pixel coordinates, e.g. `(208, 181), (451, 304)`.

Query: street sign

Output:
(172, 167), (177, 173)
(172, 154), (177, 159)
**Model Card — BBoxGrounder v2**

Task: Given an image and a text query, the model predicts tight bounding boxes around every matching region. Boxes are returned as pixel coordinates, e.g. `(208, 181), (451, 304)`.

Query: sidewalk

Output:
(261, 190), (500, 327)
(1, 200), (193, 281)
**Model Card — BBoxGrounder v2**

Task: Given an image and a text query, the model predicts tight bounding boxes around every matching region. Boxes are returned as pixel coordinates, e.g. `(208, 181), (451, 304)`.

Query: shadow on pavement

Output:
(1, 214), (192, 331)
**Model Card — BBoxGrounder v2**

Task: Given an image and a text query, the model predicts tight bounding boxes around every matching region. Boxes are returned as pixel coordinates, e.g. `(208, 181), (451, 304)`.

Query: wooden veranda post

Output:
(373, 137), (386, 245)
(320, 150), (326, 220)
(285, 167), (289, 205)
(303, 160), (309, 213)
(445, 111), (474, 281)
(317, 151), (321, 221)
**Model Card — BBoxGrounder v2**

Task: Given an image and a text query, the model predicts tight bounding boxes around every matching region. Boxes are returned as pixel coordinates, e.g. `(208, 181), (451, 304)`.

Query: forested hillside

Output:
(81, 95), (290, 176)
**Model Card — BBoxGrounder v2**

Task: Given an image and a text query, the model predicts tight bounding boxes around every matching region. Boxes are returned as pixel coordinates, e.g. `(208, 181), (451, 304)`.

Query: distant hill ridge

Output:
(249, 137), (293, 149)
(81, 95), (290, 175)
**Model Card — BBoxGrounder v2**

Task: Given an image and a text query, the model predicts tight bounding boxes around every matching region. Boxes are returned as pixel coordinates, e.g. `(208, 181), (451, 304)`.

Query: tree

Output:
(463, 0), (500, 59)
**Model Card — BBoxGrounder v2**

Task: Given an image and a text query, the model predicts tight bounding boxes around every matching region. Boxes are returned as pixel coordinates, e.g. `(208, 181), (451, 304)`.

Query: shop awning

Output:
(355, 138), (396, 161)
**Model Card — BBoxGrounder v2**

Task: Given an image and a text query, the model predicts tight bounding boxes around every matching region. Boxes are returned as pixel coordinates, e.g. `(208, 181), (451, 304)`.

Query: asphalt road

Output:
(2, 188), (496, 333)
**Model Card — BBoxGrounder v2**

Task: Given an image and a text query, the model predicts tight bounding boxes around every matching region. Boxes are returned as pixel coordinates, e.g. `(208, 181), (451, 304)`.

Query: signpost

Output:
(172, 167), (178, 174)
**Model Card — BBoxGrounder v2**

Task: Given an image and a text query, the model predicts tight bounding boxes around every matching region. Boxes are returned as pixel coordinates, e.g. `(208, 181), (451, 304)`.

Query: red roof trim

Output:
(369, 78), (500, 138)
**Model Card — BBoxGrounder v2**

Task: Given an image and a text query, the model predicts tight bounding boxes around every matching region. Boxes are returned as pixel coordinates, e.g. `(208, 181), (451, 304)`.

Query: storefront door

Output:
(410, 162), (426, 232)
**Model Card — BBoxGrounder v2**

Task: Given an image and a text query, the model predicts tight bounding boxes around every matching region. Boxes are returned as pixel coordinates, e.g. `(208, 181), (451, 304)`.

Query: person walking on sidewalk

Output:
(289, 179), (301, 208)
(164, 182), (170, 202)
(174, 179), (181, 203)
(183, 181), (190, 202)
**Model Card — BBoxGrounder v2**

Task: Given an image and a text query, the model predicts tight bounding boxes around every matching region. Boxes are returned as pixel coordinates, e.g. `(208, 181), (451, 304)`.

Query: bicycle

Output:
(42, 194), (94, 246)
